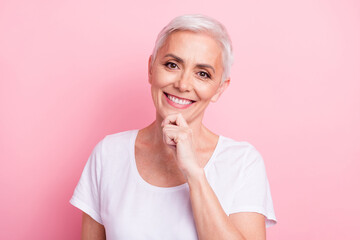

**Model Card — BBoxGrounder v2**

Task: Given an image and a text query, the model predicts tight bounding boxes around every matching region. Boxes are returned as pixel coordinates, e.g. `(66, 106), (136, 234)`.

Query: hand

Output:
(161, 113), (202, 179)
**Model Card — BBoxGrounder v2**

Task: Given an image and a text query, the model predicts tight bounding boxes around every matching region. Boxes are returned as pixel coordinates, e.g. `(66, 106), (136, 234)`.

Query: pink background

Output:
(1, 0), (359, 239)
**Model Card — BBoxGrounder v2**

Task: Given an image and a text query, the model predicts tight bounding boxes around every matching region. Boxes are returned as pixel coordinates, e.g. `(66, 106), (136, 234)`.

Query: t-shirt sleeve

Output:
(69, 139), (104, 224)
(228, 146), (277, 228)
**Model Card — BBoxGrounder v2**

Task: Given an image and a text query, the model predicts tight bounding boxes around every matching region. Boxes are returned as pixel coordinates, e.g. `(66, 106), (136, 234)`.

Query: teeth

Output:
(168, 95), (192, 105)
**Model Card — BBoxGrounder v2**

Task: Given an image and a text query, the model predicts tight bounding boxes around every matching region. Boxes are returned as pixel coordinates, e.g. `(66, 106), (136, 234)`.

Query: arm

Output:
(162, 114), (266, 240)
(188, 169), (266, 240)
(229, 212), (266, 240)
(82, 212), (106, 240)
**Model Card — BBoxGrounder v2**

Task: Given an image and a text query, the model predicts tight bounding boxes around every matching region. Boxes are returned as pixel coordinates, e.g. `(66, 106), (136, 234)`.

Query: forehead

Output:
(158, 31), (223, 66)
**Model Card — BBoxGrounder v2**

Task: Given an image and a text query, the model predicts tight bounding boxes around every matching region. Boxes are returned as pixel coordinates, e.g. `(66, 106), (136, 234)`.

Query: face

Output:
(148, 30), (230, 123)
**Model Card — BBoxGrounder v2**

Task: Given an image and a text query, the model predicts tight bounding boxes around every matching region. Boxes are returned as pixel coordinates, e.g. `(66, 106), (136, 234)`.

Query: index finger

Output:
(162, 113), (188, 127)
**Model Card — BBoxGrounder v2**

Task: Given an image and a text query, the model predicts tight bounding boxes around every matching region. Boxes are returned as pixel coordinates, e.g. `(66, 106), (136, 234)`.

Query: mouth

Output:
(163, 92), (196, 108)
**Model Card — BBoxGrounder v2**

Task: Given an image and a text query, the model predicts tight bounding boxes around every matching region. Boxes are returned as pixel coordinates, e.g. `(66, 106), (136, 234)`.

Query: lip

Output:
(163, 92), (196, 109)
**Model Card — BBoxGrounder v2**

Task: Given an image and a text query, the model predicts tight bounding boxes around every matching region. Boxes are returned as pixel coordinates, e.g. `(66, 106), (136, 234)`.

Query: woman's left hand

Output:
(161, 113), (202, 179)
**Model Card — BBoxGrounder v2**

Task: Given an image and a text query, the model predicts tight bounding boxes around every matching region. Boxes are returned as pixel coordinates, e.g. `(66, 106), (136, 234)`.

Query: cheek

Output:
(151, 68), (178, 87)
(194, 82), (220, 100)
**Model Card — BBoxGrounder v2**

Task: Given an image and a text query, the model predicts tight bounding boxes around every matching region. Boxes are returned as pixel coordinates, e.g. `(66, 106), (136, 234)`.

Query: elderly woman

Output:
(70, 14), (277, 239)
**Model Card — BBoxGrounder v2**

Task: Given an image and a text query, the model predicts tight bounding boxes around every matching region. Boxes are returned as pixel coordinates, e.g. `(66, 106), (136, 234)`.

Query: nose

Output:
(173, 71), (193, 92)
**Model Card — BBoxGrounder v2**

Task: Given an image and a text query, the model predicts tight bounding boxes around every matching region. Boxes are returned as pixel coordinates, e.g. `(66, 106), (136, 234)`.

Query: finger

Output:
(164, 136), (177, 146)
(162, 114), (177, 127)
(162, 113), (188, 127)
(163, 125), (187, 145)
(162, 126), (177, 142)
(162, 128), (177, 146)
(163, 125), (191, 144)
(162, 124), (180, 131)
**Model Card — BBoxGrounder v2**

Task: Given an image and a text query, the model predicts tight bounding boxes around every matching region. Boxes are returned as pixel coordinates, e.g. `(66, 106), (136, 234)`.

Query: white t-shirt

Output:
(70, 130), (277, 239)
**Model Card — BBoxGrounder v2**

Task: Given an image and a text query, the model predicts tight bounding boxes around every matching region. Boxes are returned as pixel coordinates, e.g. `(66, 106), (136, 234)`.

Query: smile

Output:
(163, 92), (196, 109)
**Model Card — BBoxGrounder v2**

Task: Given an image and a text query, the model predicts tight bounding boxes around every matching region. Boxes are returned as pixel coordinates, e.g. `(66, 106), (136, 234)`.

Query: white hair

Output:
(151, 14), (234, 82)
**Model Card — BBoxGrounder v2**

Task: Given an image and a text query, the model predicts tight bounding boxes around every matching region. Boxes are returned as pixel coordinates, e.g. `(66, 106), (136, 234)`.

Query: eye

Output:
(165, 62), (179, 69)
(198, 71), (211, 79)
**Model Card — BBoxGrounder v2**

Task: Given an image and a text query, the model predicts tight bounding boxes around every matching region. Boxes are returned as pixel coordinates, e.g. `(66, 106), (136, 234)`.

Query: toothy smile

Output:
(164, 92), (195, 105)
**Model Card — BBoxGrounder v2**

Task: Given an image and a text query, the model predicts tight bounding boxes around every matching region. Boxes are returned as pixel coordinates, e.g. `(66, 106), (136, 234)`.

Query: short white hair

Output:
(151, 14), (234, 82)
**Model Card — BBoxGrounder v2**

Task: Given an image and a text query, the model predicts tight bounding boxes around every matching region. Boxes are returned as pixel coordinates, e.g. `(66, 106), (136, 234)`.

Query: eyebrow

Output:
(164, 54), (184, 64)
(164, 53), (216, 74)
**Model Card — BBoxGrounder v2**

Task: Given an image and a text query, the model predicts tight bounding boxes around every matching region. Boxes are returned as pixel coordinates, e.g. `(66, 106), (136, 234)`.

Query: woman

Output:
(70, 14), (277, 239)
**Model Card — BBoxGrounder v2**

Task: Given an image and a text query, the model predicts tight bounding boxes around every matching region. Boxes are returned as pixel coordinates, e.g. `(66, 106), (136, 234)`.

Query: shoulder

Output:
(104, 129), (137, 142)
(86, 130), (138, 176)
(90, 129), (138, 161)
(211, 136), (267, 177)
(217, 136), (263, 165)
(94, 129), (137, 152)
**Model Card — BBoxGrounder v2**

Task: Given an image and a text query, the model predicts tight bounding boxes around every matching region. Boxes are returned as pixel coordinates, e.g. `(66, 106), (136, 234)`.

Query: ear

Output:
(211, 78), (230, 102)
(148, 55), (153, 84)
